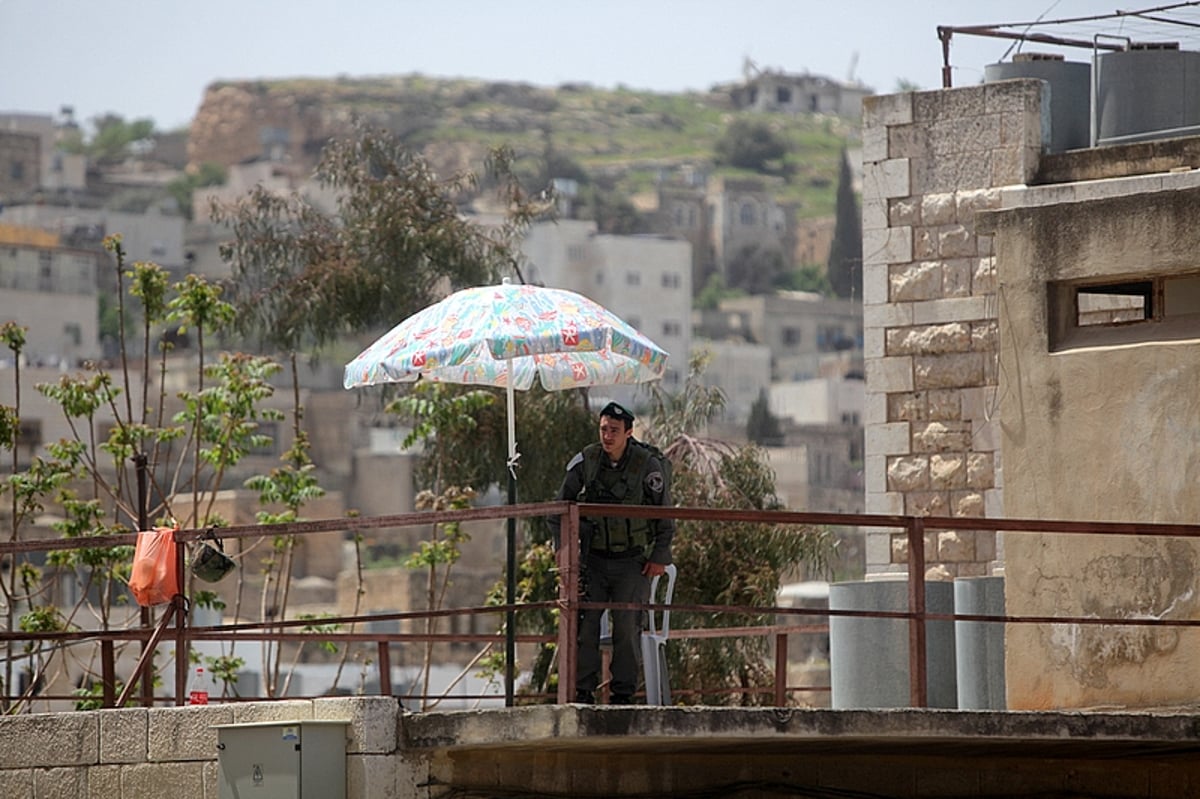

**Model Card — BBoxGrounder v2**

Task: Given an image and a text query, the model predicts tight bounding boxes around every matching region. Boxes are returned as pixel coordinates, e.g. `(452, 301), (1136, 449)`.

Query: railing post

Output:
(134, 452), (154, 707)
(101, 639), (116, 708)
(174, 532), (188, 706)
(377, 640), (392, 697)
(556, 503), (580, 704)
(504, 475), (517, 707)
(774, 632), (788, 706)
(907, 517), (928, 708)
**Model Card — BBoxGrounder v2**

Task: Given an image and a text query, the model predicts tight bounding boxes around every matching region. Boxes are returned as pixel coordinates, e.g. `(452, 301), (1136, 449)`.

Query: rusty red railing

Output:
(3, 503), (1200, 711)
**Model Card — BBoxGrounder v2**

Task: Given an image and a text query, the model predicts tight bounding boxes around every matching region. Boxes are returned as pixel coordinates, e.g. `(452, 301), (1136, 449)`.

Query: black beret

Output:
(599, 401), (635, 424)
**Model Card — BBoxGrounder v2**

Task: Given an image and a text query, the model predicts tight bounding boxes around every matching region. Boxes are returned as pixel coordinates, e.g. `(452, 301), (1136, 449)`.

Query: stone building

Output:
(0, 112), (87, 200)
(519, 219), (692, 396)
(729, 68), (871, 119)
(0, 129), (40, 201)
(861, 75), (1200, 709)
(0, 225), (103, 368)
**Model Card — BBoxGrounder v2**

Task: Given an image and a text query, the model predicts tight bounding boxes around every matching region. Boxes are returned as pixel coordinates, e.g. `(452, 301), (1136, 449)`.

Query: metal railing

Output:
(3, 503), (1200, 711)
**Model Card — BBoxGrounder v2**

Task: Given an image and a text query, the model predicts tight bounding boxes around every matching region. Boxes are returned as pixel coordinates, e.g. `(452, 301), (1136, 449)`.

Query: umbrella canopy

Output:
(343, 280), (669, 469)
(343, 281), (668, 394)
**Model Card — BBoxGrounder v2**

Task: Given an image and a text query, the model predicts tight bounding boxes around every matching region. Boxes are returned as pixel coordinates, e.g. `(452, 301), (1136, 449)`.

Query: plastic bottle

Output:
(188, 666), (209, 705)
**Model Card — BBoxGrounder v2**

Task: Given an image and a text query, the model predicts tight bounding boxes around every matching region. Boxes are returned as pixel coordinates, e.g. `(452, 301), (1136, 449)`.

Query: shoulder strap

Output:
(581, 443), (603, 493)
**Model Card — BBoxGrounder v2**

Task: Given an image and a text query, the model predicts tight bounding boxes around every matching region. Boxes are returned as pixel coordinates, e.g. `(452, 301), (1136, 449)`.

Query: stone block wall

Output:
(860, 80), (1047, 579)
(0, 698), (407, 798)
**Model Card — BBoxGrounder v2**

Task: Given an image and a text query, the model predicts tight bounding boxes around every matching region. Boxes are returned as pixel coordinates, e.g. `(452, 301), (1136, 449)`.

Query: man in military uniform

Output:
(551, 401), (674, 705)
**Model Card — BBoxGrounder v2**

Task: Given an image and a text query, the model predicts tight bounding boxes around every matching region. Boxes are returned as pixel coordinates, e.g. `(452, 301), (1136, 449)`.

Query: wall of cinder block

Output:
(0, 697), (415, 798)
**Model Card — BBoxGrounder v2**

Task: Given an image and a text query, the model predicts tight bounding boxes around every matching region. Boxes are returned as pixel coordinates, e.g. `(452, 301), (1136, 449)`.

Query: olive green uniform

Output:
(552, 439), (674, 703)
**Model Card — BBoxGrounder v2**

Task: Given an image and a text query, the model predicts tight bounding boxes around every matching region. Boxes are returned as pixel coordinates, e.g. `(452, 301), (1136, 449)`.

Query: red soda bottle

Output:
(188, 666), (209, 705)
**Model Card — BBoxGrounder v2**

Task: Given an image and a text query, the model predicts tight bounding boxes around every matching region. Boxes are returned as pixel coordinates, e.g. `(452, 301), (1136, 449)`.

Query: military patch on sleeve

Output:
(646, 470), (664, 494)
(566, 452), (584, 472)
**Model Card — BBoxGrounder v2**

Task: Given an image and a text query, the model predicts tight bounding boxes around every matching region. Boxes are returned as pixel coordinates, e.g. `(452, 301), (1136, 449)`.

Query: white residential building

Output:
(0, 239), (101, 367)
(2, 203), (185, 271)
(770, 377), (864, 427)
(520, 220), (692, 399)
(692, 338), (771, 422)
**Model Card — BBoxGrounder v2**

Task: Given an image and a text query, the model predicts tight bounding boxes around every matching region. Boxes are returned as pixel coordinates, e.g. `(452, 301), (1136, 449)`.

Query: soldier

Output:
(551, 401), (674, 705)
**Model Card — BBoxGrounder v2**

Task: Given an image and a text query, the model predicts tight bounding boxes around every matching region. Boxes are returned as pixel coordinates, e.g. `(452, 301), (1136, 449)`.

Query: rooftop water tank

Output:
(984, 53), (1091, 152)
(1096, 46), (1200, 145)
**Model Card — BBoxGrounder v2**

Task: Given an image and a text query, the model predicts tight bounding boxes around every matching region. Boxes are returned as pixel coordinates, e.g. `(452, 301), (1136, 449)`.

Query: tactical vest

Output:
(579, 441), (655, 555)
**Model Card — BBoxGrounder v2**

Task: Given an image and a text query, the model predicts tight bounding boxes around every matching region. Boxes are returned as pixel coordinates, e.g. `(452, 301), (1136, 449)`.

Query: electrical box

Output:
(214, 720), (349, 799)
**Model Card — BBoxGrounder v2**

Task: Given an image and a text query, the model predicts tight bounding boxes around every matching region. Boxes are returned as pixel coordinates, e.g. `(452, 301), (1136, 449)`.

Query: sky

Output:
(0, 1), (1185, 132)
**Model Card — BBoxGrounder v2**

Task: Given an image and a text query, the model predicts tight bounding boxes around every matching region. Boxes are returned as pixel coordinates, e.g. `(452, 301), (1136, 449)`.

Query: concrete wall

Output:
(0, 698), (405, 798)
(3, 698), (1196, 798)
(982, 182), (1200, 709)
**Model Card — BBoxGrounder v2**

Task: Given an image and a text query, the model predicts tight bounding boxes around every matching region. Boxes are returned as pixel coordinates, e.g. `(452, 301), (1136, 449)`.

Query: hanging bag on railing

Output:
(129, 526), (180, 607)
(191, 529), (236, 583)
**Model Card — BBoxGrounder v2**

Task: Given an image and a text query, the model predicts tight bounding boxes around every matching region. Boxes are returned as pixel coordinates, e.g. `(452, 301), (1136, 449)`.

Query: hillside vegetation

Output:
(193, 74), (860, 218)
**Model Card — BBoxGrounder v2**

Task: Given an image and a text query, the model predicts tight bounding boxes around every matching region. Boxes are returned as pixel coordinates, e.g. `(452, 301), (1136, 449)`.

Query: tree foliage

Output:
(68, 114), (156, 165)
(389, 381), (596, 701)
(776, 264), (832, 295)
(714, 118), (791, 172)
(647, 353), (831, 705)
(167, 162), (227, 220)
(827, 148), (863, 300)
(746, 389), (784, 446)
(726, 244), (786, 295)
(211, 123), (547, 356)
(694, 273), (745, 312)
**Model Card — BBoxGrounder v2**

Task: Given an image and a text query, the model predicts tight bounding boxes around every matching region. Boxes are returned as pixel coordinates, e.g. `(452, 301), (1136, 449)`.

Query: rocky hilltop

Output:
(185, 74), (853, 215)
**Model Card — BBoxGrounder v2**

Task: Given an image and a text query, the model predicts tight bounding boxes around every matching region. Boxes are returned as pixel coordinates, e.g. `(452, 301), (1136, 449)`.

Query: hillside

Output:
(186, 74), (859, 219)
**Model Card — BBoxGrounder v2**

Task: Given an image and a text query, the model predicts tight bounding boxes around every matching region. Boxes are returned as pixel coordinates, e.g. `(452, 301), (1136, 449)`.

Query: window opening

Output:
(1076, 281), (1152, 326)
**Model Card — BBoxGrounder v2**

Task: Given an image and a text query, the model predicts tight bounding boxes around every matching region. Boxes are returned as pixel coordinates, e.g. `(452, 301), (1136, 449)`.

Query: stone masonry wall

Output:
(860, 80), (1047, 579)
(0, 697), (413, 798)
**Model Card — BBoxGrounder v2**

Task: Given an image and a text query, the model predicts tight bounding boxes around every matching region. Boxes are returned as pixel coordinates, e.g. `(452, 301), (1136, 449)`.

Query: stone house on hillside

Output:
(862, 74), (1200, 710)
(728, 67), (871, 119)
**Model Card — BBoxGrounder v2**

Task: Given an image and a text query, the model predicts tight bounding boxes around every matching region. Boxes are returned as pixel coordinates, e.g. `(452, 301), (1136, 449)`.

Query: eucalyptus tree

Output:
(210, 123), (543, 364)
(209, 123), (553, 698)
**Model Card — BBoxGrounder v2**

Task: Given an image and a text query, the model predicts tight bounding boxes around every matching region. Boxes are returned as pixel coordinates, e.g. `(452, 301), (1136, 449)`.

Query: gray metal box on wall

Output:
(215, 720), (349, 799)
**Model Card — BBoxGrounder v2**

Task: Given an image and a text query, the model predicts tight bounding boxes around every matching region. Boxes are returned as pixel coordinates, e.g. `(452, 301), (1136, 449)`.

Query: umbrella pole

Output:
(506, 479), (516, 706)
(505, 360), (517, 707)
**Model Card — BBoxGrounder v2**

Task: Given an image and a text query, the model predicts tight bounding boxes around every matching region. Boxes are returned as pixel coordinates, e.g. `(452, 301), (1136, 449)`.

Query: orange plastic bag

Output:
(129, 526), (180, 607)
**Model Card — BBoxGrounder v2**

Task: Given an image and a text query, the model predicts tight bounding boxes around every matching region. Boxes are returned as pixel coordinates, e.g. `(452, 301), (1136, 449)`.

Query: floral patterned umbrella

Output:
(343, 280), (669, 470)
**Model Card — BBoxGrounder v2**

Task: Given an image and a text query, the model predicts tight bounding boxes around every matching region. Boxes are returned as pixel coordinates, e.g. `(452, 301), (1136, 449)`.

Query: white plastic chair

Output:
(596, 564), (678, 704)
(641, 563), (677, 705)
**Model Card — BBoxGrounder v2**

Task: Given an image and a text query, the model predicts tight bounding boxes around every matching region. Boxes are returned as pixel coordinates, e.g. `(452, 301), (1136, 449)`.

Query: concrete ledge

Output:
(3, 699), (1199, 797)
(402, 706), (1200, 754)
(401, 706), (1200, 798)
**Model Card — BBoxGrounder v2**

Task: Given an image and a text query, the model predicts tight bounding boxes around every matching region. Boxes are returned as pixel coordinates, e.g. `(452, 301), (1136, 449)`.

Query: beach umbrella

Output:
(343, 279), (669, 703)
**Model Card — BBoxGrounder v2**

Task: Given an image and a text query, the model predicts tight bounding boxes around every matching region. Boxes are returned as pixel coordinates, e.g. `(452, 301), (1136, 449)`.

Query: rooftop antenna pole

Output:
(938, 27), (954, 87)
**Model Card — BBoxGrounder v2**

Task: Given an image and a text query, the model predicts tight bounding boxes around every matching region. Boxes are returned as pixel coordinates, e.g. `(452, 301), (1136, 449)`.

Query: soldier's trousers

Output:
(577, 552), (649, 699)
